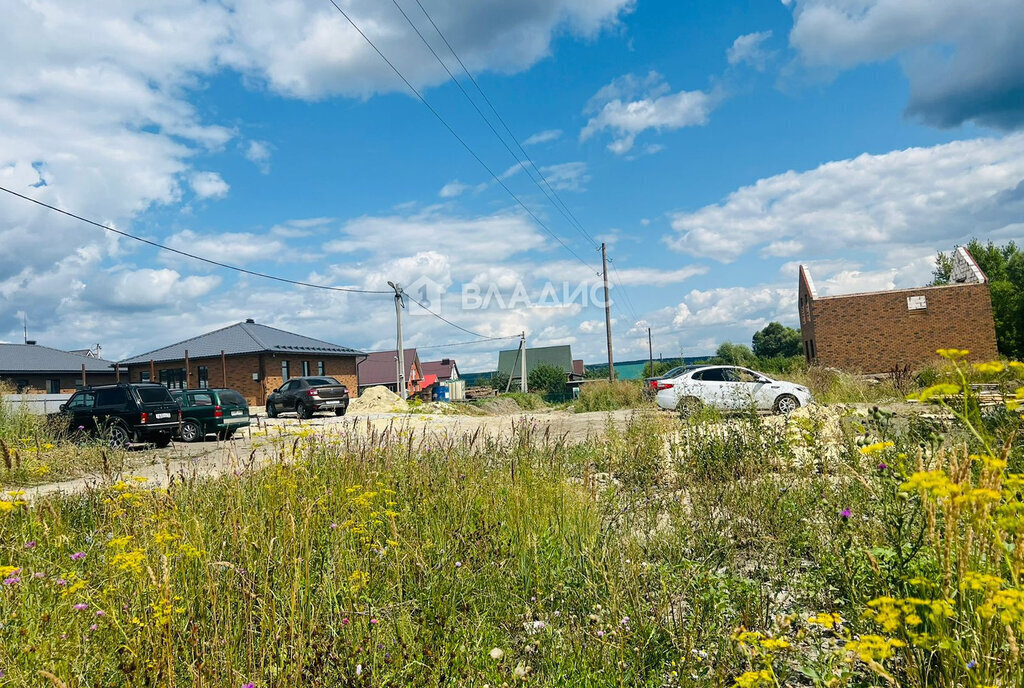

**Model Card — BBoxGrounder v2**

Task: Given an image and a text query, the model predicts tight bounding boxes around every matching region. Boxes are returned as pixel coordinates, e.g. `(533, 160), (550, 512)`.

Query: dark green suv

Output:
(170, 388), (250, 442)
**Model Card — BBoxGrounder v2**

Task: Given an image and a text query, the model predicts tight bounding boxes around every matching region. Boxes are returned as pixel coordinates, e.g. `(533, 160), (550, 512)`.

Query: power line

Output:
(326, 0), (600, 275)
(607, 258), (641, 325)
(368, 333), (520, 353)
(403, 292), (497, 339)
(392, 0), (598, 250)
(0, 185), (391, 294)
(411, 0), (599, 248)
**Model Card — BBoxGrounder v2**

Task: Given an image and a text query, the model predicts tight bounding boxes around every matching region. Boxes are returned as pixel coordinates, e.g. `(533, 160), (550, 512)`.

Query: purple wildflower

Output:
(3, 576), (21, 586)
(596, 630), (605, 637)
(73, 603), (89, 611)
(242, 683), (256, 688)
(840, 509), (852, 520)
(966, 660), (977, 670)
(330, 523), (339, 530)
(89, 624), (98, 631)
(70, 551), (86, 561)
(877, 462), (889, 471)
(369, 618), (379, 626)
(55, 578), (67, 586)
(32, 572), (44, 579)
(24, 541), (36, 549)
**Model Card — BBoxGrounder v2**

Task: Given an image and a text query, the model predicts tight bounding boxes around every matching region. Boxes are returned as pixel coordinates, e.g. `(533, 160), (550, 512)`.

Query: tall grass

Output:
(573, 380), (646, 413)
(1, 360), (1021, 686)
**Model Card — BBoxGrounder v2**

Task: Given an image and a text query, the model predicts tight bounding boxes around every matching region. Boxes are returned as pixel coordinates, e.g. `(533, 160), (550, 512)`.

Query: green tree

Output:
(488, 371), (510, 391)
(528, 363), (568, 395)
(931, 240), (1024, 359)
(713, 342), (758, 367)
(642, 360), (676, 378)
(751, 322), (803, 358)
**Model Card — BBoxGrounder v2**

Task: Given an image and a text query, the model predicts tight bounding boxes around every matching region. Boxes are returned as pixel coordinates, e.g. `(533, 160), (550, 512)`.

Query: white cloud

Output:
(189, 171), (230, 199)
(581, 71), (717, 154)
(523, 129), (563, 146)
(539, 162), (590, 192)
(785, 0), (1024, 129)
(610, 265), (709, 286)
(164, 229), (293, 264)
(667, 134), (1024, 262)
(728, 31), (773, 70)
(244, 140), (273, 173)
(439, 180), (470, 198)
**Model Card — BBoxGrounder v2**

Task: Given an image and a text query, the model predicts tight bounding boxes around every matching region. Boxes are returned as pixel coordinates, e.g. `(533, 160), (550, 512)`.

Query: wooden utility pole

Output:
(601, 243), (614, 382)
(221, 350), (227, 387)
(81, 363), (87, 388)
(520, 332), (527, 393)
(185, 349), (191, 390)
(388, 281), (407, 400)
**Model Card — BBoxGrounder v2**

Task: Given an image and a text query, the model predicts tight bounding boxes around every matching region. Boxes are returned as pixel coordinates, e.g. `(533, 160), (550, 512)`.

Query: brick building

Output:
(120, 320), (364, 406)
(798, 247), (999, 373)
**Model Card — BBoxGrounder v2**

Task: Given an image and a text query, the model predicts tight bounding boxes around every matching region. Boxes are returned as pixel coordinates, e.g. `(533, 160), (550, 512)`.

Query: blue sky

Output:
(2, 0), (1023, 370)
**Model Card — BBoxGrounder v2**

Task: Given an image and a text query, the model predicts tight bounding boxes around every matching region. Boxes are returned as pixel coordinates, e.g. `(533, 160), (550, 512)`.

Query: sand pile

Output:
(347, 386), (409, 415)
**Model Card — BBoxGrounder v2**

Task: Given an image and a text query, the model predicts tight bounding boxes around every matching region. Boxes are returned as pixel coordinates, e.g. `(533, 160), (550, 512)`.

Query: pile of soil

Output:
(347, 386), (409, 415)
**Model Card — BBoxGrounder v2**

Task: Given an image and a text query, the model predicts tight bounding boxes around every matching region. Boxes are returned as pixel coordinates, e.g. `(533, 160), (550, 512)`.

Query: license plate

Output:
(231, 410), (244, 417)
(156, 413), (171, 420)
(323, 400), (339, 406)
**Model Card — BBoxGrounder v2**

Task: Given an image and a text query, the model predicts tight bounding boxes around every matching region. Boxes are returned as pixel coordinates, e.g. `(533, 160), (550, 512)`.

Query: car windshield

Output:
(137, 386), (174, 403)
(305, 377), (341, 386)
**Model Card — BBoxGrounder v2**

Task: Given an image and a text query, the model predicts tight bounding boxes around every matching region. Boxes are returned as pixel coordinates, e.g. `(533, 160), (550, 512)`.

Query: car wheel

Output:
(296, 402), (313, 419)
(180, 420), (203, 443)
(335, 407), (347, 417)
(266, 401), (278, 419)
(676, 396), (703, 419)
(153, 434), (173, 449)
(773, 394), (799, 415)
(107, 422), (131, 449)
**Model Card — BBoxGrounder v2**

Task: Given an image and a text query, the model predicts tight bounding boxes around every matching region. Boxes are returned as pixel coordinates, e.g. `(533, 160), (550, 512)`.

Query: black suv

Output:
(56, 383), (181, 448)
(265, 376), (349, 419)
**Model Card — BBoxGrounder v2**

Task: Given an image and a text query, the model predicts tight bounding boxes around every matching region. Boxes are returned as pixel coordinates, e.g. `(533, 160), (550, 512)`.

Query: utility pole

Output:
(648, 327), (654, 378)
(387, 281), (407, 400)
(601, 242), (614, 382)
(520, 331), (527, 393)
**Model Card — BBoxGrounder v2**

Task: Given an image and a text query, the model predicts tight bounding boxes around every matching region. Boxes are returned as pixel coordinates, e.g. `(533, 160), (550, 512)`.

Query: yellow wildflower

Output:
(111, 549), (146, 574)
(937, 348), (970, 360)
(846, 635), (905, 662)
(107, 535), (134, 550)
(732, 670), (774, 688)
(860, 441), (894, 455)
(972, 361), (1005, 374)
(901, 470), (962, 500)
(807, 612), (843, 629)
(916, 383), (962, 402)
(348, 569), (369, 594)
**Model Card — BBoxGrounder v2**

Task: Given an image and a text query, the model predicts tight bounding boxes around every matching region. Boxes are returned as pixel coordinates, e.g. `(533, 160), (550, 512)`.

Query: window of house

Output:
(15, 379), (29, 393)
(302, 361), (311, 377)
(47, 379), (60, 394)
(317, 361), (325, 375)
(810, 340), (817, 359)
(159, 369), (187, 390)
(804, 342), (811, 362)
(197, 366), (209, 389)
(140, 371), (151, 382)
(281, 360), (290, 381)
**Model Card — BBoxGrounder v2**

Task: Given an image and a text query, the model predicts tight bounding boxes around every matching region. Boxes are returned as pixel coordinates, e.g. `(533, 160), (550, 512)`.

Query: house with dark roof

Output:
(420, 358), (459, 383)
(120, 319), (364, 406)
(357, 349), (424, 396)
(0, 343), (120, 393)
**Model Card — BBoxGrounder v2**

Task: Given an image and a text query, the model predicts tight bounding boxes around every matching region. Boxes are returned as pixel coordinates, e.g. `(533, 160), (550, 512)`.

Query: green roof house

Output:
(496, 345), (581, 382)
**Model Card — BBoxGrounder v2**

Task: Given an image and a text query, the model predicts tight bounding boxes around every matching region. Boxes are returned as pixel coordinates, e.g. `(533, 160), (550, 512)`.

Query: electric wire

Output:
(326, 0), (601, 275)
(0, 185), (391, 294)
(608, 258), (642, 326)
(411, 0), (599, 247)
(392, 0), (599, 250)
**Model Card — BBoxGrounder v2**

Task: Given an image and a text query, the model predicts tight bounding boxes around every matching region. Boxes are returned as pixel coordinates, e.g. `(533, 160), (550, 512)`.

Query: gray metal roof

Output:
(120, 321), (364, 365)
(0, 343), (117, 374)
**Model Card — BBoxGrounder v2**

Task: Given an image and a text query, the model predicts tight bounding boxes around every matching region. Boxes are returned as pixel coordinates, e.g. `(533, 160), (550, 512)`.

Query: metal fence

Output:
(1, 394), (72, 415)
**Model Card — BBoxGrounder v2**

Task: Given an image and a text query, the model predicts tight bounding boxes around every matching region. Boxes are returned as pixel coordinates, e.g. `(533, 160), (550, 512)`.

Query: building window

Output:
(281, 360), (290, 381)
(810, 340), (817, 359)
(317, 361), (325, 375)
(159, 369), (187, 390)
(140, 371), (151, 382)
(198, 366), (209, 389)
(804, 342), (811, 363)
(302, 361), (311, 377)
(47, 379), (61, 394)
(15, 379), (29, 393)
(907, 295), (927, 310)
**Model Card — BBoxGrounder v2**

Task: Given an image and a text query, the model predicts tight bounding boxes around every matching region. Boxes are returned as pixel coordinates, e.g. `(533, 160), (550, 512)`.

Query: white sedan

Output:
(655, 365), (813, 415)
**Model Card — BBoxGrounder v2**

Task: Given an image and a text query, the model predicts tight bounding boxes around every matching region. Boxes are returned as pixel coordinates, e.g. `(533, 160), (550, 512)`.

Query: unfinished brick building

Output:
(798, 247), (999, 373)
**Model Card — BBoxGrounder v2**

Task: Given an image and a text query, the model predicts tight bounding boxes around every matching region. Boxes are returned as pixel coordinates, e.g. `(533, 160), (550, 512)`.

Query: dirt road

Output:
(24, 408), (640, 500)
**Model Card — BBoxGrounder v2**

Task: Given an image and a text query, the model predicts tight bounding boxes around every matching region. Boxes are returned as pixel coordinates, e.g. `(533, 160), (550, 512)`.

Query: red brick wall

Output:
(799, 283), (999, 372)
(127, 354), (359, 406)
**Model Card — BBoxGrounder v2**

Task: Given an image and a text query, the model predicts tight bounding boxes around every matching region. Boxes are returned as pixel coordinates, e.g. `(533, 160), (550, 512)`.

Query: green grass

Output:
(1, 384), (1022, 686)
(573, 380), (647, 413)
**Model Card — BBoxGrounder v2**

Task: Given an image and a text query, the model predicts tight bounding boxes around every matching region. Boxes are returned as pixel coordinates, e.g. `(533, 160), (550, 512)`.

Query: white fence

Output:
(1, 394), (73, 415)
